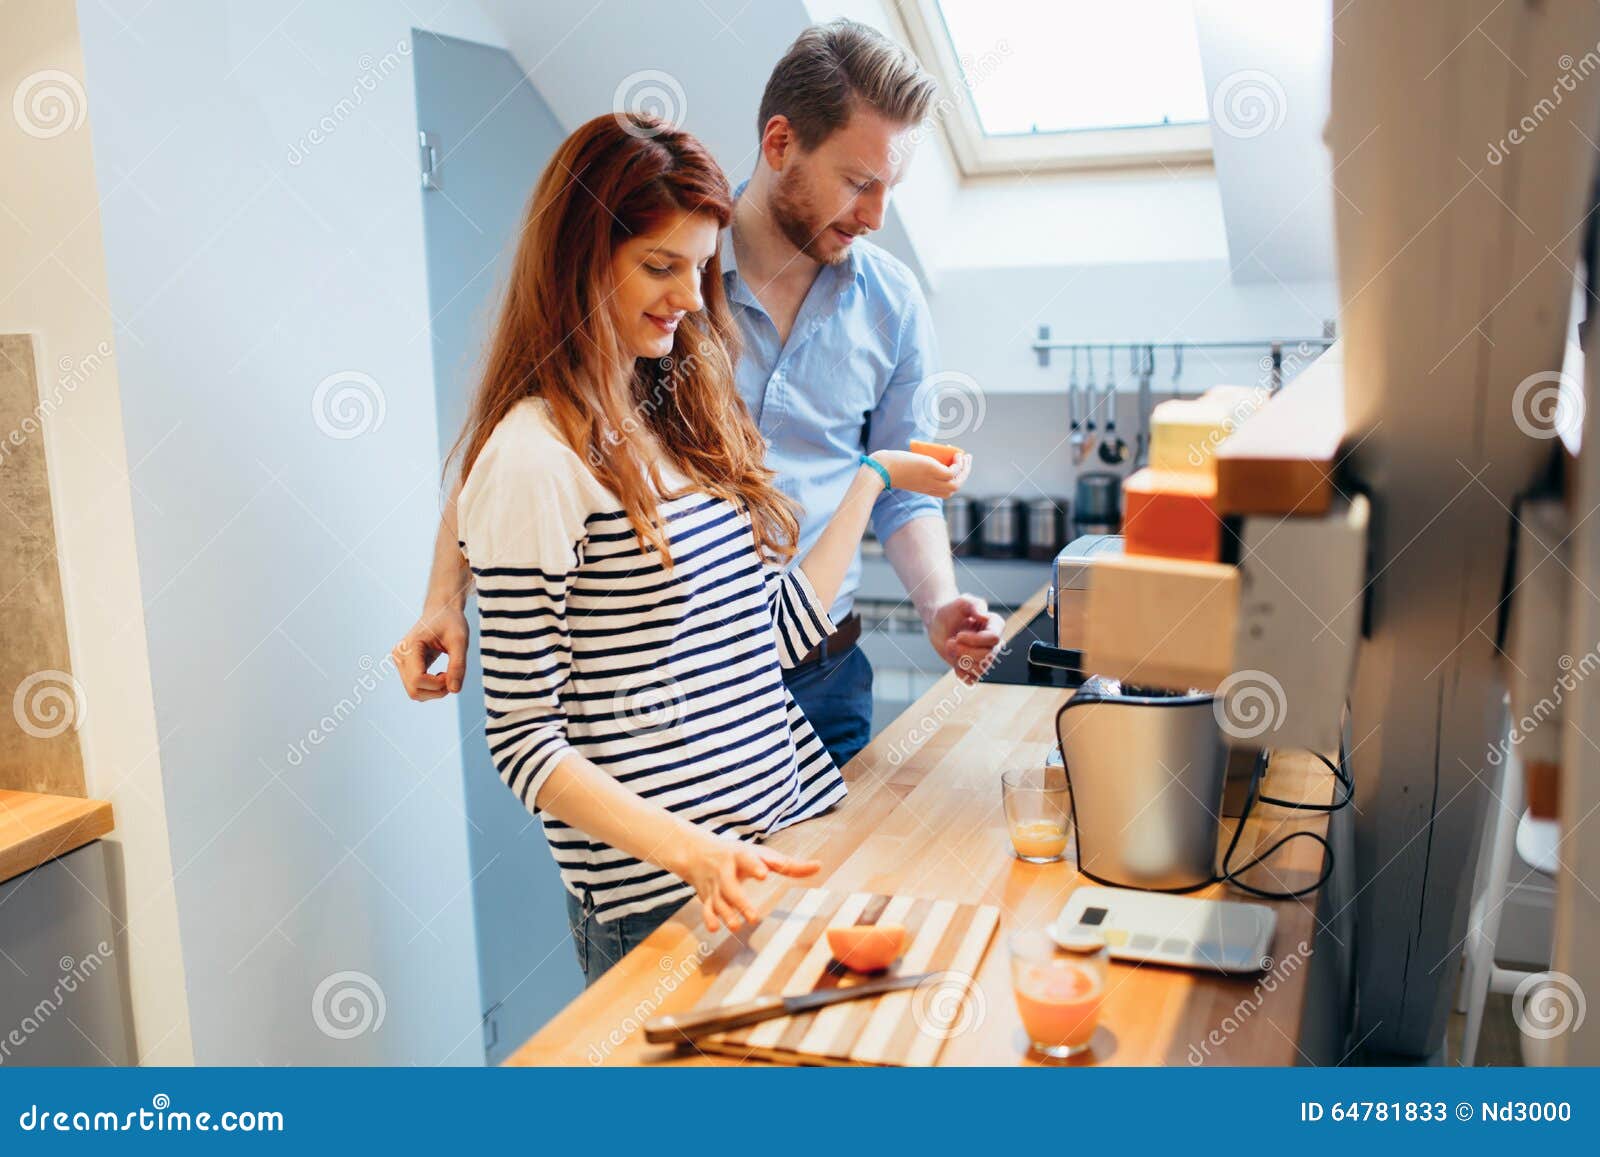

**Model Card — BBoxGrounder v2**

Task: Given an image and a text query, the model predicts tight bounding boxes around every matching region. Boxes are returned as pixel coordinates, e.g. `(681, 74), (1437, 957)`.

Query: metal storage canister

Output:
(1026, 497), (1065, 561)
(1074, 471), (1121, 537)
(980, 497), (1024, 558)
(945, 495), (976, 557)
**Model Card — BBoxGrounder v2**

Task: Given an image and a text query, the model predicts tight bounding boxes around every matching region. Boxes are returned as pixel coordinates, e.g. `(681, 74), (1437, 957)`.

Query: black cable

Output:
(1216, 741), (1349, 901)
(1257, 749), (1353, 813)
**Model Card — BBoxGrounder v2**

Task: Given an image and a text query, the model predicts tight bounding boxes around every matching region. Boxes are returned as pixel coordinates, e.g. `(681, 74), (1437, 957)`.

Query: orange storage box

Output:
(1121, 467), (1222, 563)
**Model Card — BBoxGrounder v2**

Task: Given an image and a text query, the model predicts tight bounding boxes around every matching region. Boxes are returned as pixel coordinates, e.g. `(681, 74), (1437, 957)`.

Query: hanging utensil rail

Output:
(1032, 326), (1336, 392)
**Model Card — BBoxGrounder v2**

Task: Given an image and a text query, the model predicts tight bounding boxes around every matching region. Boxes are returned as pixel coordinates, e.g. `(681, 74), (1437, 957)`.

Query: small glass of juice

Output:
(1009, 929), (1106, 1059)
(1000, 765), (1071, 863)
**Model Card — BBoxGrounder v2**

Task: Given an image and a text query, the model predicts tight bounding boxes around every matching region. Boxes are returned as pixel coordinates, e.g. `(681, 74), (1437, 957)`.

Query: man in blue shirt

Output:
(398, 20), (1004, 767)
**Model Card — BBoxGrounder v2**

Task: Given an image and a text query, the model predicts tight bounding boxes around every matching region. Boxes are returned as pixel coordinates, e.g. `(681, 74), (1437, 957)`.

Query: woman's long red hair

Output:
(448, 113), (798, 566)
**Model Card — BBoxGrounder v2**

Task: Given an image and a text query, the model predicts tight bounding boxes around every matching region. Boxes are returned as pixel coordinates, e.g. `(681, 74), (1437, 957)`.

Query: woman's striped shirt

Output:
(456, 396), (847, 923)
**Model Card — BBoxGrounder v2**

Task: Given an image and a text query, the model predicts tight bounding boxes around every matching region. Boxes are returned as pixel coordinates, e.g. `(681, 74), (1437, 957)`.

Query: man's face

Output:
(768, 107), (918, 266)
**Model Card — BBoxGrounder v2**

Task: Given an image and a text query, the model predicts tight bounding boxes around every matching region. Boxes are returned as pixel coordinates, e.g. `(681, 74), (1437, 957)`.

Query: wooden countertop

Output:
(0, 790), (115, 885)
(506, 587), (1335, 1067)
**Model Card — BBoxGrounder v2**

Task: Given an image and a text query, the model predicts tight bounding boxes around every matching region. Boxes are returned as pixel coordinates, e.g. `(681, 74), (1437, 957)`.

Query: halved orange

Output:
(826, 923), (908, 972)
(909, 439), (962, 467)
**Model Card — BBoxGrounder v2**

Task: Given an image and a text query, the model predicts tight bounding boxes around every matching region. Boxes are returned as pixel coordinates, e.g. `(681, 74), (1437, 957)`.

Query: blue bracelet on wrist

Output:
(859, 454), (892, 489)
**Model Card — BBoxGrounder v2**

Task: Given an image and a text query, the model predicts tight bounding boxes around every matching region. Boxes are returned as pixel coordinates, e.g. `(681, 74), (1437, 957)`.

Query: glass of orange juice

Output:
(1009, 929), (1107, 1058)
(1000, 765), (1072, 863)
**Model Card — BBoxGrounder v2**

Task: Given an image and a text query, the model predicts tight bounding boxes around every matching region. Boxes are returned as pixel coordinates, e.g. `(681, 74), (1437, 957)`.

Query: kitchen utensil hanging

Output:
(1079, 347), (1098, 463)
(1132, 343), (1156, 469)
(1098, 345), (1130, 466)
(1067, 347), (1083, 461)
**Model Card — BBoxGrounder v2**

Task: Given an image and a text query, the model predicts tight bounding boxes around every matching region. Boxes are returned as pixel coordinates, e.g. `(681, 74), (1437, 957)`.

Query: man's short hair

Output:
(758, 19), (937, 149)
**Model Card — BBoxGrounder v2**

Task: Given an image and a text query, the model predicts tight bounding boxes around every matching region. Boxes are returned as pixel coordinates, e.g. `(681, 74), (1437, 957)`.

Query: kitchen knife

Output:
(643, 971), (934, 1044)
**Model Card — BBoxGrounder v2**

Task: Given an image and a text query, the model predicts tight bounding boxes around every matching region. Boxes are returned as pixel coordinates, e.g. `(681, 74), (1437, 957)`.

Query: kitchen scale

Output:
(1050, 885), (1277, 974)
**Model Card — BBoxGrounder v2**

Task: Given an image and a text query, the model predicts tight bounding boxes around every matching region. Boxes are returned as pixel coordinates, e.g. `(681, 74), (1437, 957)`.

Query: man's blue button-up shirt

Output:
(722, 222), (942, 621)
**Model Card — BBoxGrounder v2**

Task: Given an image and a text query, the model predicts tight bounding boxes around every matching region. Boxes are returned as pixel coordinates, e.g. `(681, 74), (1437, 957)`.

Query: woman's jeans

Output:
(565, 888), (676, 986)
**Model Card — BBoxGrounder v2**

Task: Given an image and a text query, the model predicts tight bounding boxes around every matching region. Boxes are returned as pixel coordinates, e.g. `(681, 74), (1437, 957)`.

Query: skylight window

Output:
(898, 0), (1215, 174)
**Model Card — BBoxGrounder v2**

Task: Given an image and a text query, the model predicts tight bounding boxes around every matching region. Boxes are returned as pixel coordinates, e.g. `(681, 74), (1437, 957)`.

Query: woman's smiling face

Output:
(609, 210), (720, 360)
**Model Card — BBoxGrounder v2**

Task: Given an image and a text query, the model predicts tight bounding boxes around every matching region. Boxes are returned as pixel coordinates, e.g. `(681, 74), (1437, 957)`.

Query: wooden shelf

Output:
(0, 790), (114, 885)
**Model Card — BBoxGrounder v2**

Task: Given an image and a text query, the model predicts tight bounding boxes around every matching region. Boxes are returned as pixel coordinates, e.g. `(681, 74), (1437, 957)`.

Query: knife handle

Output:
(644, 994), (788, 1044)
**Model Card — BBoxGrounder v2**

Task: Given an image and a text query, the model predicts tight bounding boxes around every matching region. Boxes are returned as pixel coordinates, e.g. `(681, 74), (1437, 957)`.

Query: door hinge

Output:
(481, 1000), (501, 1051)
(419, 130), (442, 191)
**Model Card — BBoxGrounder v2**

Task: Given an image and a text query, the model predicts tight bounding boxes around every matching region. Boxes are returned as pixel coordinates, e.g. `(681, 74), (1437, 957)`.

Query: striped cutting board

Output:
(685, 887), (1000, 1066)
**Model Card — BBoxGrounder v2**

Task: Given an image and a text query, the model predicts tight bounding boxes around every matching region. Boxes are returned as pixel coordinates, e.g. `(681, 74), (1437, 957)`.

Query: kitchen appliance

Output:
(1073, 470), (1121, 536)
(1054, 677), (1229, 892)
(1045, 533), (1124, 653)
(1025, 497), (1066, 561)
(661, 887), (999, 1066)
(979, 496), (1024, 558)
(1050, 886), (1276, 974)
(979, 609), (1081, 688)
(944, 495), (977, 557)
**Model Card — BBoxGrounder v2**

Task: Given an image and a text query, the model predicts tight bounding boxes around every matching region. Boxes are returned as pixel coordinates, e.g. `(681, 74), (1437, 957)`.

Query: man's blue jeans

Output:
(782, 643), (875, 769)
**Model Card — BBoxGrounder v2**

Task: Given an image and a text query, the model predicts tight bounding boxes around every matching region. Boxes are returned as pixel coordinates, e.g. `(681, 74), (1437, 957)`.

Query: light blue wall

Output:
(76, 0), (502, 1064)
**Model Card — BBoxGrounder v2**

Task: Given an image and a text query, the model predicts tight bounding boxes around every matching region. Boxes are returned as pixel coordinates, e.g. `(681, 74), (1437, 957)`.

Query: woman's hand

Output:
(867, 449), (971, 499)
(394, 603), (469, 700)
(669, 831), (821, 933)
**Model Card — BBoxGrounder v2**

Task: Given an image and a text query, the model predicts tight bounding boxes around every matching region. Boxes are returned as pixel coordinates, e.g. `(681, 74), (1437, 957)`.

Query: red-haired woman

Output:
(447, 114), (967, 984)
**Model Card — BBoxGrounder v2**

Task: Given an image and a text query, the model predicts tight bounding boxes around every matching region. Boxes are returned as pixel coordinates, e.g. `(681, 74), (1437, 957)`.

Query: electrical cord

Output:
(1257, 750), (1354, 813)
(1216, 739), (1351, 900)
(1056, 700), (1353, 900)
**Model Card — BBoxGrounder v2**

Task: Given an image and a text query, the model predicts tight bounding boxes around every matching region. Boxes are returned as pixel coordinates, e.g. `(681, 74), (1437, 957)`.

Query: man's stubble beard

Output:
(770, 164), (851, 267)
